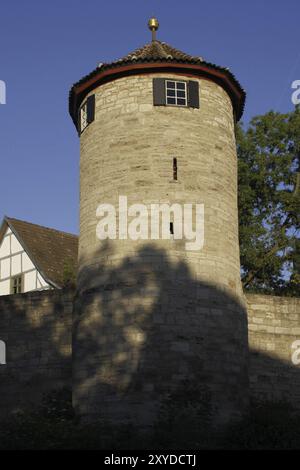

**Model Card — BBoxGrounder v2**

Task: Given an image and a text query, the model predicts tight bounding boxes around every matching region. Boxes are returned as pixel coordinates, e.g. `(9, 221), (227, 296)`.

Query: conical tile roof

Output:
(69, 38), (246, 127)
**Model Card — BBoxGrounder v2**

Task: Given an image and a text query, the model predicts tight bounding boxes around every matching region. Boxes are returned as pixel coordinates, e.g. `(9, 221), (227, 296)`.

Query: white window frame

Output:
(0, 340), (6, 365)
(165, 80), (187, 107)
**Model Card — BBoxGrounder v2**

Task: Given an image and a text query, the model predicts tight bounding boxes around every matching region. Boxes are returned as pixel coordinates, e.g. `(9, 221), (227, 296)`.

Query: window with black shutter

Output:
(153, 78), (199, 109)
(188, 80), (200, 108)
(79, 94), (95, 134)
(153, 78), (166, 106)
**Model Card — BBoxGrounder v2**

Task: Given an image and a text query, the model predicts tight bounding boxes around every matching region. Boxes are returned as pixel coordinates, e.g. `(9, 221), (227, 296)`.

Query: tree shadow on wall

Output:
(73, 239), (300, 447)
(0, 240), (299, 448)
(222, 351), (300, 449)
(249, 350), (300, 407)
(0, 289), (72, 419)
(73, 241), (250, 428)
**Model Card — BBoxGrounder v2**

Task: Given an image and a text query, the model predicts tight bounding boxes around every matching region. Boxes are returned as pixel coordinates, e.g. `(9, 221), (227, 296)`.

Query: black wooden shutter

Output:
(87, 94), (95, 123)
(188, 81), (199, 108)
(153, 78), (166, 106)
(77, 106), (82, 136)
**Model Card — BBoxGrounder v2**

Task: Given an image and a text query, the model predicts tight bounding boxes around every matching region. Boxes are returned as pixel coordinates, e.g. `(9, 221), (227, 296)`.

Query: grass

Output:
(0, 387), (299, 450)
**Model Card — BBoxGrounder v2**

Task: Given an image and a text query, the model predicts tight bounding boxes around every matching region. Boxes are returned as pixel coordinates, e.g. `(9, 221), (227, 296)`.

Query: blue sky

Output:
(1, 0), (299, 234)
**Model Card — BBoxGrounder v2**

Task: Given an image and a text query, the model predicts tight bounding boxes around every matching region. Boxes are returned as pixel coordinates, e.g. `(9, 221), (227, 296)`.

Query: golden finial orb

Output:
(148, 17), (159, 41)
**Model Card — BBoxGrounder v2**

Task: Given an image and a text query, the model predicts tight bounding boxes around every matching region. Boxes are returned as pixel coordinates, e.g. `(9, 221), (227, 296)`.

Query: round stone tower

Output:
(69, 19), (249, 428)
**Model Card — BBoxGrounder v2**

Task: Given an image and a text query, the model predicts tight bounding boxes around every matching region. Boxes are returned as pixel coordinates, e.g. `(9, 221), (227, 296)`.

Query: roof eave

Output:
(69, 61), (246, 130)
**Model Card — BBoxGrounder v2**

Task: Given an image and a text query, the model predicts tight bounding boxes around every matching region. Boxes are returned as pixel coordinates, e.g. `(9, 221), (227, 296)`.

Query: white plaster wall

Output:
(0, 227), (51, 295)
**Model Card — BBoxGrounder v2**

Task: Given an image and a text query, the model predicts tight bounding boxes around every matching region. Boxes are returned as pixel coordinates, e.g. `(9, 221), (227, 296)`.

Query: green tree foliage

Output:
(237, 107), (300, 295)
(62, 258), (77, 288)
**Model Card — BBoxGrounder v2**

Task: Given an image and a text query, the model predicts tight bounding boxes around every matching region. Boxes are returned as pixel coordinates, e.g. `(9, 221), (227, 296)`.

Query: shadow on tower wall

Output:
(74, 241), (250, 427)
(0, 242), (299, 443)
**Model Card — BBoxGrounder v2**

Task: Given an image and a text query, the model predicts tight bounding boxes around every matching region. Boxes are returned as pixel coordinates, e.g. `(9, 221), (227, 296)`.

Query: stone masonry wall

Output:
(79, 73), (243, 297)
(0, 289), (73, 419)
(75, 73), (249, 426)
(0, 289), (299, 421)
(246, 294), (300, 410)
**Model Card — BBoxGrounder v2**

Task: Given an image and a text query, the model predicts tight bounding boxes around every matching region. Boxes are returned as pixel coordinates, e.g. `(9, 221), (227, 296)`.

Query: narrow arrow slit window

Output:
(173, 158), (177, 180)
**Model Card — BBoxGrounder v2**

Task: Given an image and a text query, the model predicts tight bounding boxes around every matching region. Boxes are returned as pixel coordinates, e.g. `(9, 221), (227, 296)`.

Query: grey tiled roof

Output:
(113, 40), (204, 63)
(69, 39), (246, 126)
